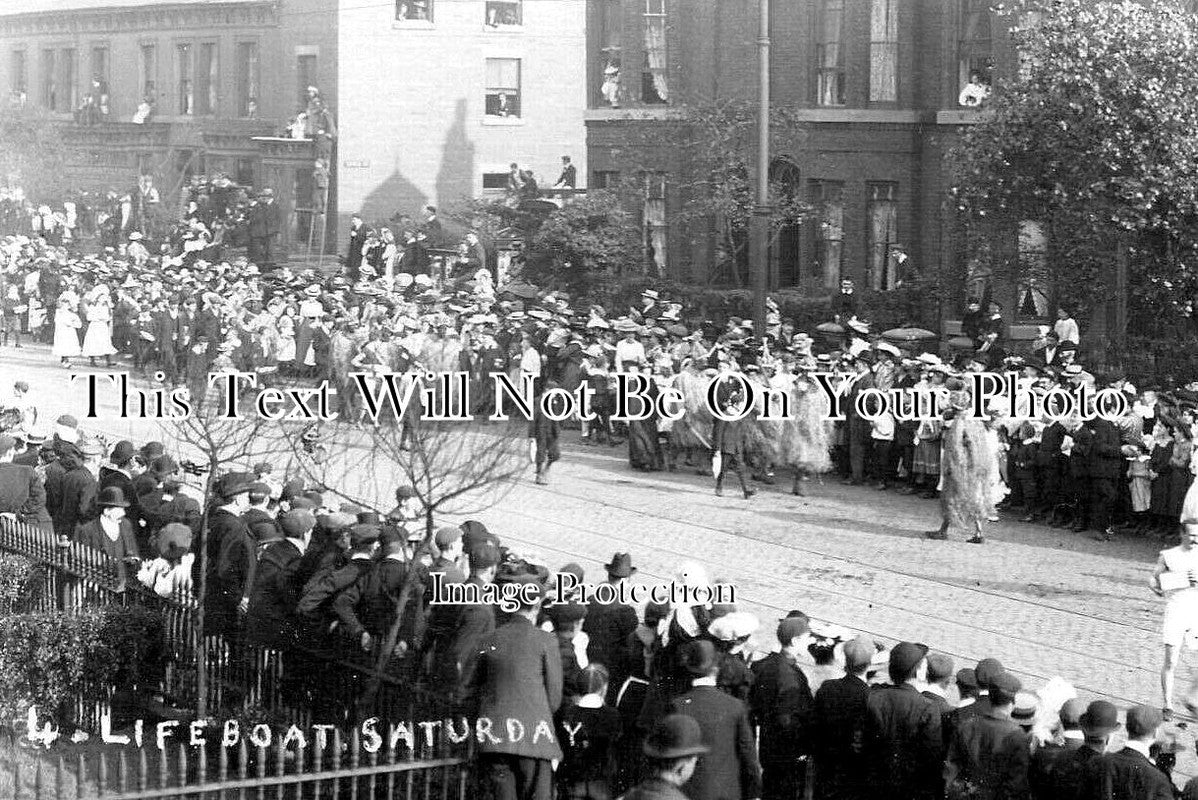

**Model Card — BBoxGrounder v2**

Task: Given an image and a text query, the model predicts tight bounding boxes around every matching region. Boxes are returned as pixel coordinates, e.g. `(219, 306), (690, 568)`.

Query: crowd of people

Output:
(4, 184), (1198, 797)
(0, 411), (1194, 799)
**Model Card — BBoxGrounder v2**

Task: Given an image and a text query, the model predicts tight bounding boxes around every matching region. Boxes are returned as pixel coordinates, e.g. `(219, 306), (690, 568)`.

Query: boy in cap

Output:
(297, 521), (380, 642)
(864, 642), (942, 798)
(749, 614), (814, 800)
(945, 672), (1029, 799)
(247, 508), (316, 649)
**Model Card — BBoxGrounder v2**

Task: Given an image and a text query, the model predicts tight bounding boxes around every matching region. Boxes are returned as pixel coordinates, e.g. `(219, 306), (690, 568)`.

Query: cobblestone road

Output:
(6, 343), (1198, 785)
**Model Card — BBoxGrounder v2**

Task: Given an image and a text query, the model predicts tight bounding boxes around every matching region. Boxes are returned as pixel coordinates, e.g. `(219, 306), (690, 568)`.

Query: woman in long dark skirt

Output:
(626, 366), (662, 471)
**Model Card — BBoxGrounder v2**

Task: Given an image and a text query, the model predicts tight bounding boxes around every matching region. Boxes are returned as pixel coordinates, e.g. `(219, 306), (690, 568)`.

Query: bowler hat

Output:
(642, 714), (709, 759)
(216, 473), (251, 500)
(349, 523), (381, 546)
(604, 552), (637, 578)
(109, 440), (136, 465)
(680, 640), (718, 677)
(97, 486), (130, 508)
(1079, 700), (1120, 735)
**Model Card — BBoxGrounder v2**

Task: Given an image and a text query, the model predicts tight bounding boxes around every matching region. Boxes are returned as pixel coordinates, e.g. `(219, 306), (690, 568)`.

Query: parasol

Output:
(881, 327), (937, 344)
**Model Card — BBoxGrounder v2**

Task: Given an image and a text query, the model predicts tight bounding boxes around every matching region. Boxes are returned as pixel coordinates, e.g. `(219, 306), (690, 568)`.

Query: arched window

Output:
(959, 0), (993, 106)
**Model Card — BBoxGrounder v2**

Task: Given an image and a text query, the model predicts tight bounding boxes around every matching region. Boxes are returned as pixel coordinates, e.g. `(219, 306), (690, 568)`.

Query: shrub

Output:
(0, 552), (42, 614)
(0, 606), (166, 728)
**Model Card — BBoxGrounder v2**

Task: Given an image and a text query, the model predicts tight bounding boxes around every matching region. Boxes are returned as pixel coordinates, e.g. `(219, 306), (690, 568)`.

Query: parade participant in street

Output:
(712, 387), (755, 500)
(530, 379), (562, 485)
(1151, 517), (1198, 719)
(926, 386), (1001, 544)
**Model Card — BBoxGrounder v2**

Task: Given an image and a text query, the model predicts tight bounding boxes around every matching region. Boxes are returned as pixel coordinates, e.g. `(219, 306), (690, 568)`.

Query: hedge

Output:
(0, 606), (166, 729)
(597, 278), (941, 333)
(0, 552), (43, 615)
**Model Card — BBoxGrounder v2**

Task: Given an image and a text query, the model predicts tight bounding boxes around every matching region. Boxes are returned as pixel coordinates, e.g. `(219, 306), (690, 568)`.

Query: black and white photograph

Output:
(3, 0), (1198, 798)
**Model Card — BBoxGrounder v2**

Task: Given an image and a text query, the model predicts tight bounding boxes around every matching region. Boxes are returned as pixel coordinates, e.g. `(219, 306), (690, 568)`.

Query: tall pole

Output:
(749, 0), (771, 334)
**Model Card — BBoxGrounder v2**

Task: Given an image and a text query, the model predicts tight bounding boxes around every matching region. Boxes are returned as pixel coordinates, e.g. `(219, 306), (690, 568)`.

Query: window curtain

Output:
(645, 200), (666, 275)
(821, 199), (844, 288)
(868, 199), (897, 290)
(818, 0), (843, 106)
(643, 17), (668, 101)
(870, 0), (897, 102)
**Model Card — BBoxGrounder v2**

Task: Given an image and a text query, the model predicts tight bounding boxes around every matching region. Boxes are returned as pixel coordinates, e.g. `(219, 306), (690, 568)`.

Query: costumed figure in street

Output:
(746, 364), (782, 485)
(669, 358), (714, 474)
(780, 364), (833, 496)
(627, 362), (663, 471)
(926, 386), (1000, 544)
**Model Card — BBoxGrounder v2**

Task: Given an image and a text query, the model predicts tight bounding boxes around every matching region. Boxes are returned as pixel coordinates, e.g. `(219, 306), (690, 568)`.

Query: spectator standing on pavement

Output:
(669, 639), (761, 800)
(749, 614), (815, 800)
(461, 563), (562, 800)
(943, 671), (1030, 800)
(1045, 700), (1117, 800)
(1028, 698), (1086, 800)
(1084, 705), (1172, 800)
(583, 552), (640, 698)
(864, 642), (942, 800)
(75, 486), (140, 585)
(45, 437), (100, 544)
(1053, 305), (1080, 347)
(203, 474), (255, 636)
(555, 664), (622, 800)
(0, 432), (51, 529)
(810, 635), (874, 800)
(621, 715), (708, 800)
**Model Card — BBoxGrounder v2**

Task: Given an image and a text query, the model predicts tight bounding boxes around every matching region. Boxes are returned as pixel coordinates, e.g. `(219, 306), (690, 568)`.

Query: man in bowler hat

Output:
(461, 563), (562, 800)
(583, 552), (640, 697)
(622, 714), (709, 800)
(669, 639), (761, 800)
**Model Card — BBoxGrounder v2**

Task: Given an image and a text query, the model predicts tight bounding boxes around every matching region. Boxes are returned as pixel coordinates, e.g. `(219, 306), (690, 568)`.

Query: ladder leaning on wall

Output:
(293, 178), (330, 268)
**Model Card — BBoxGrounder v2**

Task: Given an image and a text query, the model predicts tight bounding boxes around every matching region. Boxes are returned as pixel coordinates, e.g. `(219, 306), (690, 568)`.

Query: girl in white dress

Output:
(81, 288), (117, 366)
(52, 297), (82, 367)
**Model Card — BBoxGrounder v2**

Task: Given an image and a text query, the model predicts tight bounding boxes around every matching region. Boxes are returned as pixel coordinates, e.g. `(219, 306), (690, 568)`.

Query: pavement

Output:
(5, 340), (1198, 786)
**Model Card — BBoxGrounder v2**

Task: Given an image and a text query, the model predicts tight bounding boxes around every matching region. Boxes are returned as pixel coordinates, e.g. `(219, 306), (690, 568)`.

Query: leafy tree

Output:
(610, 99), (811, 288)
(952, 0), (1198, 334)
(529, 190), (645, 297)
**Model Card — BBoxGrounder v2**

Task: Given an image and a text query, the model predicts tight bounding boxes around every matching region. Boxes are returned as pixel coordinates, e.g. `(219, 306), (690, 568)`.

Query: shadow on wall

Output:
(359, 168), (428, 224)
(435, 97), (475, 212)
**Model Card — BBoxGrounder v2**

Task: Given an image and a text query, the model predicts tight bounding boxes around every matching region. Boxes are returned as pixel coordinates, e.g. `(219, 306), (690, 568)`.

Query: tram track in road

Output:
(547, 446), (1167, 639)
(492, 482), (1198, 781)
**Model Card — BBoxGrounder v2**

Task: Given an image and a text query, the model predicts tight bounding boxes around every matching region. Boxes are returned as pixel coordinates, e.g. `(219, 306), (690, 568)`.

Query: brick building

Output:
(0, 0), (338, 253)
(335, 0), (588, 239)
(586, 0), (1045, 326)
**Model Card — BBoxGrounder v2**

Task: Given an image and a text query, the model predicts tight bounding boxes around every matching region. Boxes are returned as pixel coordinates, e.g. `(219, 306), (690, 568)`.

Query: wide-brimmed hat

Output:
(642, 714), (709, 759)
(604, 552), (637, 577)
(97, 486), (130, 508)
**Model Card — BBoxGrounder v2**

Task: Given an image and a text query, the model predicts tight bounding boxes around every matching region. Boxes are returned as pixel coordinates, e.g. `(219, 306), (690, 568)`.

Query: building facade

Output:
(586, 0), (1039, 325)
(0, 0), (338, 252)
(335, 0), (588, 234)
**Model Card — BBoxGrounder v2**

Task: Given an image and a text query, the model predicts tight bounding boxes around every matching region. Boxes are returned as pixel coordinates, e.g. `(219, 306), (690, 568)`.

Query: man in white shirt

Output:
(1151, 520), (1198, 717)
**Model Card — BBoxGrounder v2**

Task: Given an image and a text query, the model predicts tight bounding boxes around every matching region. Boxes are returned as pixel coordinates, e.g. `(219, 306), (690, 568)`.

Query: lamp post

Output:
(749, 0), (771, 333)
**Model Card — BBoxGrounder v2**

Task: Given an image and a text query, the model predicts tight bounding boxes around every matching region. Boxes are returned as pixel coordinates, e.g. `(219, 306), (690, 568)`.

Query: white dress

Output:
(52, 308), (82, 358)
(81, 301), (117, 357)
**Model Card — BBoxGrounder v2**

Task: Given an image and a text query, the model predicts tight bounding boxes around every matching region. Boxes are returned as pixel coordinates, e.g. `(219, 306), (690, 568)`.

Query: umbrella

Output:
(881, 327), (937, 344)
(500, 282), (539, 300)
